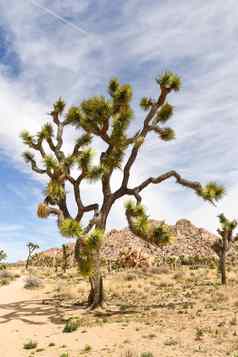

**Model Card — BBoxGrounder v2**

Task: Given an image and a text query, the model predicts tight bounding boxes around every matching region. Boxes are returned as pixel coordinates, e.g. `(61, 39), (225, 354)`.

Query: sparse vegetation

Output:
(24, 275), (42, 289)
(63, 317), (80, 333)
(23, 340), (38, 350)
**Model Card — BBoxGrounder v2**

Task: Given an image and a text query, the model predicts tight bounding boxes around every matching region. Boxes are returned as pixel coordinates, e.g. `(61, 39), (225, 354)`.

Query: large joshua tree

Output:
(212, 214), (238, 285)
(21, 72), (224, 309)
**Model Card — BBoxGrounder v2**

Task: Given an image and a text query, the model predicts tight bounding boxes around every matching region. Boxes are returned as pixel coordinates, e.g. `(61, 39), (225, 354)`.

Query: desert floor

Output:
(1, 266), (238, 357)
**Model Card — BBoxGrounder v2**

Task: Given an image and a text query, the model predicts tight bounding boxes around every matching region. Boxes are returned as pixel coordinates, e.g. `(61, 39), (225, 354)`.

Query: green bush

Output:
(23, 340), (37, 349)
(63, 318), (80, 333)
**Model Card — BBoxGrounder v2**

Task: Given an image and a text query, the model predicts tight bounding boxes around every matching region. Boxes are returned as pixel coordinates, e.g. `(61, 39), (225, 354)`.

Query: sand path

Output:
(0, 276), (66, 356)
(0, 277), (143, 357)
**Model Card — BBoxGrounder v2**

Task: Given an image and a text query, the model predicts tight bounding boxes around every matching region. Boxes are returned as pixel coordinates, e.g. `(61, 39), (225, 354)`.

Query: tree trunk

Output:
(85, 199), (113, 309)
(87, 249), (104, 309)
(25, 256), (30, 270)
(219, 252), (226, 285)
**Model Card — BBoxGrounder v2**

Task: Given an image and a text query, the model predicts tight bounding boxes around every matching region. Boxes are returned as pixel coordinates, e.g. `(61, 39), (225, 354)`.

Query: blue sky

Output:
(0, 0), (237, 262)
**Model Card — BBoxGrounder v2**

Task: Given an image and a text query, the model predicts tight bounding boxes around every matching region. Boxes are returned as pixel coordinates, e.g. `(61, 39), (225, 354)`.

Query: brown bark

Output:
(86, 201), (113, 309)
(219, 253), (226, 285)
(87, 249), (104, 309)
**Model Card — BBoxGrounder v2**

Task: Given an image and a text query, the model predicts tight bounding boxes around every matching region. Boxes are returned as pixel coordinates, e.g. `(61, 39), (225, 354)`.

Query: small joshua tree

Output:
(26, 242), (39, 270)
(54, 251), (62, 272)
(0, 249), (7, 270)
(212, 214), (238, 285)
(21, 72), (224, 309)
(62, 244), (71, 273)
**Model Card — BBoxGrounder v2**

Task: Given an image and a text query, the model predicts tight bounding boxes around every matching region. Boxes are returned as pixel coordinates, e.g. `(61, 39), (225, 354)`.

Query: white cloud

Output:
(188, 184), (238, 234)
(0, 1), (238, 260)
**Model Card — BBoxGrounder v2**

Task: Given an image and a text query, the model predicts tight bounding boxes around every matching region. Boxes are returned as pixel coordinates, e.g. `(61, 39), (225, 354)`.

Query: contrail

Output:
(28, 0), (89, 36)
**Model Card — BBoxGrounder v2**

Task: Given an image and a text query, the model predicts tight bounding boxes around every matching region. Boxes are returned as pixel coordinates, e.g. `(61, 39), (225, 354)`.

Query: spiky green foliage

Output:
(140, 97), (153, 111)
(110, 108), (133, 144)
(59, 219), (83, 238)
(43, 155), (58, 170)
(22, 151), (34, 163)
(78, 254), (93, 277)
(0, 250), (7, 263)
(112, 84), (133, 113)
(46, 180), (65, 201)
(27, 242), (39, 250)
(156, 71), (181, 91)
(63, 155), (76, 170)
(52, 97), (65, 115)
(20, 130), (35, 147)
(85, 229), (104, 250)
(38, 123), (54, 140)
(86, 166), (103, 182)
(125, 200), (147, 217)
(101, 147), (125, 171)
(158, 127), (176, 141)
(218, 213), (238, 231)
(156, 103), (173, 123)
(125, 200), (175, 246)
(80, 96), (112, 128)
(65, 106), (81, 124)
(125, 200), (149, 238)
(132, 215), (149, 237)
(198, 182), (225, 202)
(75, 133), (92, 148)
(78, 148), (94, 171)
(153, 222), (175, 245)
(108, 77), (120, 97)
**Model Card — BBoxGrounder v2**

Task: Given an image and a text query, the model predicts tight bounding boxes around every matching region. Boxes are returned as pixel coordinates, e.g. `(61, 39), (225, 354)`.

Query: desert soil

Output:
(1, 267), (238, 357)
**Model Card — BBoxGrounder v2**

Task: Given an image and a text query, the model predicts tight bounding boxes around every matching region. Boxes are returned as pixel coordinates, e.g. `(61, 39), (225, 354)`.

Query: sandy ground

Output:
(1, 268), (238, 357)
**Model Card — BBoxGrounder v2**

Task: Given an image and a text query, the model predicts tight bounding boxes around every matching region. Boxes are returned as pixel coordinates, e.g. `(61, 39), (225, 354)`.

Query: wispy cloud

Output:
(0, 0), (237, 260)
(28, 0), (89, 35)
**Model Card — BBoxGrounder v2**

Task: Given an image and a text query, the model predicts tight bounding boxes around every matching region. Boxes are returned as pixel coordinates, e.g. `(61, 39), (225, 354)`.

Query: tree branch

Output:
(27, 156), (47, 175)
(117, 87), (169, 193)
(47, 206), (64, 227)
(132, 170), (202, 195)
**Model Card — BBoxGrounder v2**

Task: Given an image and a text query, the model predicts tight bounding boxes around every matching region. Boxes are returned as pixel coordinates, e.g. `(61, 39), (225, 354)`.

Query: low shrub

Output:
(63, 317), (80, 333)
(0, 270), (13, 279)
(23, 340), (38, 349)
(24, 276), (42, 289)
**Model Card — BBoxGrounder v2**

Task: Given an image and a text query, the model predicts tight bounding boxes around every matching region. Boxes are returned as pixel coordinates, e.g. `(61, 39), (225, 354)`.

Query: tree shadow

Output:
(0, 298), (86, 325)
(0, 297), (193, 325)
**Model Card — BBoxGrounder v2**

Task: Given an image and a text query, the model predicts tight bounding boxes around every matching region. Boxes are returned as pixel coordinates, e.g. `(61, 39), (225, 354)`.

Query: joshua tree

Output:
(0, 249), (7, 269)
(212, 214), (238, 285)
(62, 244), (71, 273)
(54, 251), (62, 272)
(26, 242), (39, 270)
(21, 72), (224, 309)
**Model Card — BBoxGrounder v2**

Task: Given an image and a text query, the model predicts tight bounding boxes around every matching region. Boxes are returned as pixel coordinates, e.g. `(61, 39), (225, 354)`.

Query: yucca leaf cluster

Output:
(198, 182), (225, 203)
(125, 200), (175, 246)
(59, 219), (83, 238)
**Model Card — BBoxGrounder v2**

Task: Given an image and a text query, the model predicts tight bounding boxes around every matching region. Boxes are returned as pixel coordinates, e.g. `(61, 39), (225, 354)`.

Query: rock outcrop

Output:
(35, 219), (238, 268)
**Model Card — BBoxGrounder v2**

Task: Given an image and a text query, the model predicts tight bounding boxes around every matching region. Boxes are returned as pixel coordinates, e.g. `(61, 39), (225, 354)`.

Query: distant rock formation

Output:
(30, 219), (238, 266)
